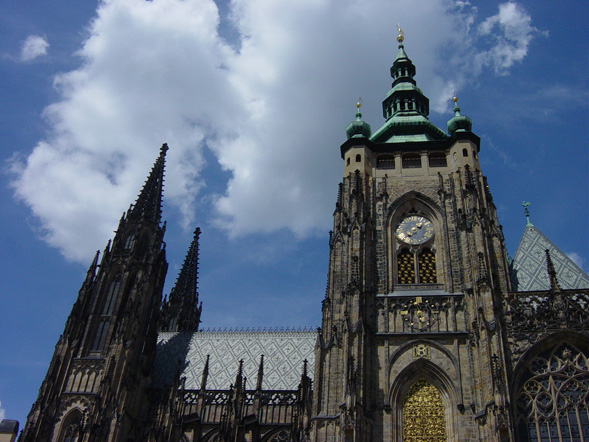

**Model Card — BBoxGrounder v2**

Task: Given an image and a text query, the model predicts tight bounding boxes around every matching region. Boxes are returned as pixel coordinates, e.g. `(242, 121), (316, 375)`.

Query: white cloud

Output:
(566, 252), (585, 271)
(10, 0), (543, 263)
(0, 400), (5, 420)
(20, 35), (49, 61)
(476, 2), (544, 75)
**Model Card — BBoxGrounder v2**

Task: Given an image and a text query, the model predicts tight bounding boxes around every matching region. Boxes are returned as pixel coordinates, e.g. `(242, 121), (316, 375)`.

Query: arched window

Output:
(397, 249), (415, 284)
(58, 409), (82, 442)
(402, 379), (447, 441)
(355, 154), (361, 162)
(515, 343), (589, 441)
(462, 148), (468, 157)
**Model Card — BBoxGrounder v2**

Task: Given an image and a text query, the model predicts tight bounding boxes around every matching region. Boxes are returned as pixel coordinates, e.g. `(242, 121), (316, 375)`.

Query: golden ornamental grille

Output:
(398, 250), (415, 284)
(419, 249), (437, 283)
(402, 379), (447, 441)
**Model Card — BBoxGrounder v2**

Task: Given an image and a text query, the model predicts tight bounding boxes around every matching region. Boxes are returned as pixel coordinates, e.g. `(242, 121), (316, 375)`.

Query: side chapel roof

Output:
(510, 224), (589, 291)
(153, 330), (317, 391)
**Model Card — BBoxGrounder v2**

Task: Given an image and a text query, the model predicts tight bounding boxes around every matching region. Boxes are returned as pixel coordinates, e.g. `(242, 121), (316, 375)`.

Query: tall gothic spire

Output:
(159, 227), (202, 332)
(170, 227), (201, 304)
(128, 143), (168, 224)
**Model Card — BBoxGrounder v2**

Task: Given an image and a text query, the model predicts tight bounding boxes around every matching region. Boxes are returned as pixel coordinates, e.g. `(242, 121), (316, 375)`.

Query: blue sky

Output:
(0, 0), (587, 429)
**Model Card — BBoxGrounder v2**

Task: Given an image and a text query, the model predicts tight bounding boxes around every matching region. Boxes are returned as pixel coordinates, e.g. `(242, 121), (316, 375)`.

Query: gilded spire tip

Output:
(396, 24), (404, 43)
(356, 96), (362, 109)
(452, 91), (458, 103)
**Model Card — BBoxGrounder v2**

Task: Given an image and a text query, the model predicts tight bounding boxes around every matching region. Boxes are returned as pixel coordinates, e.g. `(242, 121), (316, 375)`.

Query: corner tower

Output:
(21, 145), (170, 442)
(311, 30), (513, 441)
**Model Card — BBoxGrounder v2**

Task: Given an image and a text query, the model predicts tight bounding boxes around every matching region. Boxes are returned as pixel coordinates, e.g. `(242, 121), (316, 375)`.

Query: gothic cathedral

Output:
(20, 33), (589, 442)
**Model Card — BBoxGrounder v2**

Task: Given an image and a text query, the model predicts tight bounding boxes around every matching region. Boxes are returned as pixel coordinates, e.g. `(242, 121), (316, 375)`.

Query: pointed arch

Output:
(511, 332), (589, 442)
(386, 191), (446, 291)
(389, 358), (458, 442)
(54, 406), (85, 442)
(387, 190), (443, 222)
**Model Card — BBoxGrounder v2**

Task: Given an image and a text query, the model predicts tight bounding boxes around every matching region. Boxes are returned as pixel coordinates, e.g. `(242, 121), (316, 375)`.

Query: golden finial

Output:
(356, 97), (363, 109)
(396, 25), (404, 43)
(452, 91), (458, 103)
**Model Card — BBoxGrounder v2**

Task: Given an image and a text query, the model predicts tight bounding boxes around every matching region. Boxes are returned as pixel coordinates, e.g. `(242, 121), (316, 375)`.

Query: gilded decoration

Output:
(402, 379), (447, 442)
(377, 294), (464, 334)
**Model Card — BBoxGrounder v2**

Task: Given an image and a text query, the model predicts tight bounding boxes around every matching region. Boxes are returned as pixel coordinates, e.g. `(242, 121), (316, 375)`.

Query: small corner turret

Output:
(345, 99), (372, 140)
(446, 94), (473, 135)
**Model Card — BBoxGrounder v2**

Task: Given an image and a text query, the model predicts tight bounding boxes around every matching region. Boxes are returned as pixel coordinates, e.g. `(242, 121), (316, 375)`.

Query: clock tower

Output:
(311, 30), (513, 441)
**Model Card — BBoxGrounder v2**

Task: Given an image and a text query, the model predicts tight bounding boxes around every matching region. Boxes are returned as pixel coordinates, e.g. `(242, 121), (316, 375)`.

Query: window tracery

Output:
(516, 343), (589, 441)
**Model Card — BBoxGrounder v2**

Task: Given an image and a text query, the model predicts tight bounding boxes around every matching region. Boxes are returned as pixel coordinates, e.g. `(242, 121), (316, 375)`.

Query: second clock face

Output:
(395, 215), (434, 245)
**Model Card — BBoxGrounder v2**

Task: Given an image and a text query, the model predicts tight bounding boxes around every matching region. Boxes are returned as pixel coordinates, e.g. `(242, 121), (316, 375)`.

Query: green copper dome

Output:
(446, 97), (472, 135)
(346, 106), (372, 139)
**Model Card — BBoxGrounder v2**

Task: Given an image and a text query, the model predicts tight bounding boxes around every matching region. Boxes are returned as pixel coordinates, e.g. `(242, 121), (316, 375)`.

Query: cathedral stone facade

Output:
(20, 34), (589, 442)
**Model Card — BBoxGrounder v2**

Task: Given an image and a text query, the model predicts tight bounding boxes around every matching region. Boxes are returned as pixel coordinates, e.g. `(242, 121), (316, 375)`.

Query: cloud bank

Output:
(10, 0), (542, 262)
(20, 35), (49, 61)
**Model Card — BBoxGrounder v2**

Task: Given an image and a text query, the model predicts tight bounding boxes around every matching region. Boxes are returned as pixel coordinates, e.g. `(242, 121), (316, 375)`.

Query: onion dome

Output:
(447, 94), (472, 135)
(346, 99), (372, 139)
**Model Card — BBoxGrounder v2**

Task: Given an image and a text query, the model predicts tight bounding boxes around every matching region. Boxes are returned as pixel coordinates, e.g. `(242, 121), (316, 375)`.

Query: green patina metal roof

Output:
(346, 30), (475, 146)
(370, 36), (449, 144)
(345, 101), (372, 139)
(446, 96), (473, 135)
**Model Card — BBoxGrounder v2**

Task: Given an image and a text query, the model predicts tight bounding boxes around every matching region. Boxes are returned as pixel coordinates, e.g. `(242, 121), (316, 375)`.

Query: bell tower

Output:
(21, 145), (170, 442)
(311, 30), (513, 441)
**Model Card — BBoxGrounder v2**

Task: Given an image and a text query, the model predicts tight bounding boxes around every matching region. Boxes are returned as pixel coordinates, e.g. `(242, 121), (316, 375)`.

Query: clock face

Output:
(395, 215), (434, 245)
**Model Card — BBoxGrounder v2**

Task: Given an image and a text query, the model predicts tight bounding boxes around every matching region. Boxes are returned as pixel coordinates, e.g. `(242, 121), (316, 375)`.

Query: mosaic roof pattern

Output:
(510, 225), (589, 291)
(153, 330), (317, 391)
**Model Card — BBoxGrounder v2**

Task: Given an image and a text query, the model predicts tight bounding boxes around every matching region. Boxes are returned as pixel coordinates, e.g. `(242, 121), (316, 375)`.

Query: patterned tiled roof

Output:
(153, 330), (317, 391)
(510, 225), (589, 291)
